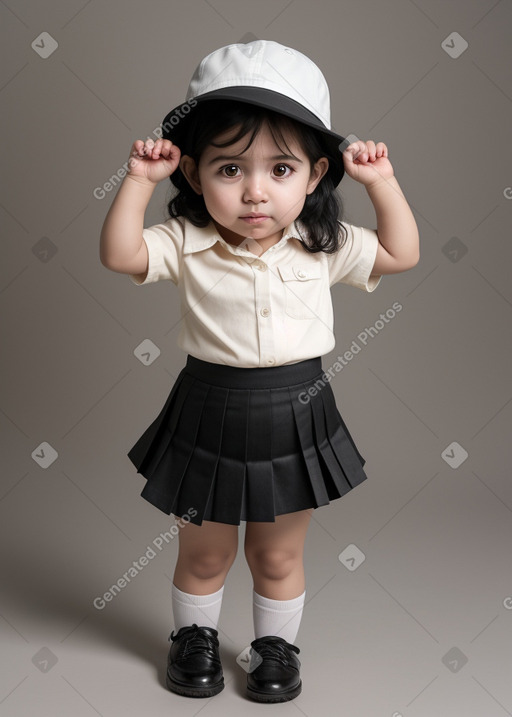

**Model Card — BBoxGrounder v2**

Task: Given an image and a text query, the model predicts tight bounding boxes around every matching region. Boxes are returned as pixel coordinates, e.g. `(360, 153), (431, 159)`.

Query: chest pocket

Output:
(276, 264), (323, 320)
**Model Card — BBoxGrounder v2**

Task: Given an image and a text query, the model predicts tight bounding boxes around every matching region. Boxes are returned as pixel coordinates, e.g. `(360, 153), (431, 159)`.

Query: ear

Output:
(306, 157), (329, 195)
(179, 155), (202, 195)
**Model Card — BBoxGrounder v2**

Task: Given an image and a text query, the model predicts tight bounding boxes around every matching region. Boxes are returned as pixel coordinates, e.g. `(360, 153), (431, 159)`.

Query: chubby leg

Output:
(171, 518), (238, 631)
(244, 509), (313, 600)
(167, 518), (236, 697)
(173, 517), (238, 594)
(245, 509), (313, 647)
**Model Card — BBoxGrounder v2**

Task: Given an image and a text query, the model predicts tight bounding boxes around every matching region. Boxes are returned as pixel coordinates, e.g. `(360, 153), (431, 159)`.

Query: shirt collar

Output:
(183, 219), (305, 255)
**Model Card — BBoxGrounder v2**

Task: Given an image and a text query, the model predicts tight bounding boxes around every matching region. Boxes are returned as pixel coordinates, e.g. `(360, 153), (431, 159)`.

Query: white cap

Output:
(162, 40), (346, 185)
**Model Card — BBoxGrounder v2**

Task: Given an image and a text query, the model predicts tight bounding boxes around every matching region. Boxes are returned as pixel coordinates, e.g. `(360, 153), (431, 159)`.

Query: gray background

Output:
(1, 1), (511, 715)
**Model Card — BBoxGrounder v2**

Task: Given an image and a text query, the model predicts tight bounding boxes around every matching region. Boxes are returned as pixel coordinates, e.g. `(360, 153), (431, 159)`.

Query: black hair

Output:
(166, 100), (347, 253)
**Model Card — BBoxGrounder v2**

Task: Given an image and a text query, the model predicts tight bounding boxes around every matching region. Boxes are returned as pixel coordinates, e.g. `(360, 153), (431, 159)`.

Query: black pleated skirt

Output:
(127, 355), (369, 526)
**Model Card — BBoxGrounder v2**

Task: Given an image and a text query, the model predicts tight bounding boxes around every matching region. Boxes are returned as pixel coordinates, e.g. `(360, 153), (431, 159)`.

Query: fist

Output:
(127, 138), (181, 184)
(342, 139), (394, 187)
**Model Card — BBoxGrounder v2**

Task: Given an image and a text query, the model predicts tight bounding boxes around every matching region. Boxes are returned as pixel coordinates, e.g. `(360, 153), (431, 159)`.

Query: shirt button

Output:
(267, 357), (276, 365)
(257, 263), (267, 271)
(260, 307), (271, 317)
(296, 269), (307, 279)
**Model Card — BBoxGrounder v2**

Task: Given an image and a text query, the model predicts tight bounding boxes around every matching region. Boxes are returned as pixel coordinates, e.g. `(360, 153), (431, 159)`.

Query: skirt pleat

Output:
(172, 383), (229, 520)
(127, 355), (370, 526)
(143, 377), (210, 514)
(320, 383), (368, 489)
(307, 386), (345, 500)
(289, 385), (331, 508)
(244, 388), (275, 519)
(204, 388), (249, 523)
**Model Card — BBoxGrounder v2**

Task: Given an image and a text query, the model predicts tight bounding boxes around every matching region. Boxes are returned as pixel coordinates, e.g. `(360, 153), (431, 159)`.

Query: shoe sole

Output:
(166, 672), (224, 698)
(247, 680), (302, 703)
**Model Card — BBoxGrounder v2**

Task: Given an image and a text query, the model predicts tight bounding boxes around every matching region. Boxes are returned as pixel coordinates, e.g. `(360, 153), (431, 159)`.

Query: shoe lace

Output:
(251, 636), (300, 665)
(171, 624), (219, 658)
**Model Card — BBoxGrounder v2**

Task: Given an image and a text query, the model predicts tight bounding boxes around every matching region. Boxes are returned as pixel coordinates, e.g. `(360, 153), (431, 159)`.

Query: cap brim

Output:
(161, 87), (346, 186)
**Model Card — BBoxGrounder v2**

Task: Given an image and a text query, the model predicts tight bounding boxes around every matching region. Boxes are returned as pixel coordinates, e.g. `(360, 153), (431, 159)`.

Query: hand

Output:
(342, 140), (394, 187)
(127, 138), (181, 184)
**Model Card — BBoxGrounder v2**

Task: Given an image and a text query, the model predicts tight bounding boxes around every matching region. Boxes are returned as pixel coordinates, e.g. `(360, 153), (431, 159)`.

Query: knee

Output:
(181, 549), (236, 581)
(245, 548), (298, 581)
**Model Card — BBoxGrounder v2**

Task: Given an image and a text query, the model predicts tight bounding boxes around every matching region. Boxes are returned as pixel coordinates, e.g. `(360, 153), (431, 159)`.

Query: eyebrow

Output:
(207, 153), (303, 166)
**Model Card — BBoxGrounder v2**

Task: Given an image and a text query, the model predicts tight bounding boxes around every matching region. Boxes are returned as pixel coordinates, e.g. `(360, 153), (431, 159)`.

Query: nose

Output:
(242, 172), (268, 204)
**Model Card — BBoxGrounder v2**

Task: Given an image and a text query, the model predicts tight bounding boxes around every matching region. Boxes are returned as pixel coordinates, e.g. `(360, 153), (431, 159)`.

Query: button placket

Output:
(253, 258), (275, 366)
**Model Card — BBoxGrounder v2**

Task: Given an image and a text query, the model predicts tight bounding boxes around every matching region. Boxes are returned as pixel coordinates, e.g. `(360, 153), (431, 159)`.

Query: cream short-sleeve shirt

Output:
(130, 218), (382, 368)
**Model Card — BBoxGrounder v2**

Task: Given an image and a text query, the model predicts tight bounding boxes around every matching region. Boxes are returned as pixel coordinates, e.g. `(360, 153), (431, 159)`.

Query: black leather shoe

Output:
(166, 623), (224, 698)
(246, 635), (302, 702)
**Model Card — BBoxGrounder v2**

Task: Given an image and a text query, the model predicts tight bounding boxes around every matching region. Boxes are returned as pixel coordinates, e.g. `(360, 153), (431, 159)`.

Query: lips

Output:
(240, 214), (269, 224)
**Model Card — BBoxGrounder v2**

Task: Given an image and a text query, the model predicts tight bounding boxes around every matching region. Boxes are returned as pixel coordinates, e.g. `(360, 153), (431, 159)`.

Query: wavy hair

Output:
(166, 100), (347, 253)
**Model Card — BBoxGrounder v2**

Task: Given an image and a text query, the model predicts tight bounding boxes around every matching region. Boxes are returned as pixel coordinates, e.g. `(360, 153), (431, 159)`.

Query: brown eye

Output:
(223, 165), (239, 177)
(273, 164), (291, 177)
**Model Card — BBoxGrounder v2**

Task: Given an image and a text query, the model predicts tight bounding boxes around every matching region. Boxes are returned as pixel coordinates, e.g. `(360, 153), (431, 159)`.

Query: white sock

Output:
(253, 589), (306, 644)
(171, 583), (224, 632)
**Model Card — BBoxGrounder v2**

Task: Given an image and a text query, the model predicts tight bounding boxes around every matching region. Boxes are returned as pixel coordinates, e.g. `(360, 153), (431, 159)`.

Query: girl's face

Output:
(180, 121), (329, 251)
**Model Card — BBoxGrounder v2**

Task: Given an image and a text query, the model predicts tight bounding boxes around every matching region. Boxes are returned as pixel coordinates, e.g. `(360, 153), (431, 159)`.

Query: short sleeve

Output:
(327, 222), (382, 292)
(129, 220), (183, 286)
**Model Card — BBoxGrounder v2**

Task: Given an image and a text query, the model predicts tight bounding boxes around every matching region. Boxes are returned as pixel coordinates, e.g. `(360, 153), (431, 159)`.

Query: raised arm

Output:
(99, 138), (181, 280)
(342, 140), (420, 275)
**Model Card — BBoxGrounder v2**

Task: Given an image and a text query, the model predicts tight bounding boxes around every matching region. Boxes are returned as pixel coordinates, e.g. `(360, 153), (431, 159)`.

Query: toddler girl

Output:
(100, 40), (419, 703)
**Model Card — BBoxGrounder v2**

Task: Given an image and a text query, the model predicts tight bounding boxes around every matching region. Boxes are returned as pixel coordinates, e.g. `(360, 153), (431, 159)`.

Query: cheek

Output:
(204, 186), (227, 208)
(202, 184), (234, 217)
(280, 184), (309, 213)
